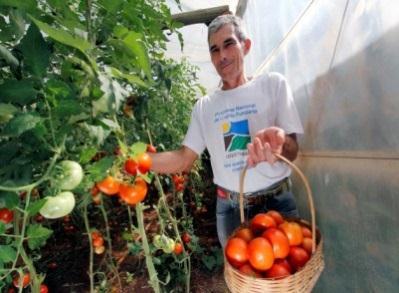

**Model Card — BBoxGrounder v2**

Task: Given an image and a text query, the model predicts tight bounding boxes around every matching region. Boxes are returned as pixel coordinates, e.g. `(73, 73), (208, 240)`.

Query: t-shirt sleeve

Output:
(271, 73), (304, 135)
(182, 100), (206, 155)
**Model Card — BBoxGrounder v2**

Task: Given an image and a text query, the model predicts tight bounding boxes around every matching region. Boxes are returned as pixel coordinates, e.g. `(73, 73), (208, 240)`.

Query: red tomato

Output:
(279, 221), (303, 246)
(301, 226), (312, 238)
(40, 284), (49, 293)
(97, 176), (120, 195)
(124, 158), (138, 176)
(175, 183), (184, 192)
(0, 208), (13, 224)
(247, 237), (274, 271)
(138, 153), (152, 174)
(266, 210), (284, 225)
(13, 273), (30, 288)
(91, 231), (101, 240)
(93, 236), (104, 247)
(265, 263), (291, 279)
(182, 232), (191, 244)
(172, 174), (185, 184)
(235, 227), (254, 243)
(262, 227), (290, 259)
(239, 264), (262, 278)
(288, 246), (310, 270)
(174, 242), (183, 255)
(121, 178), (147, 205)
(225, 237), (248, 268)
(251, 213), (276, 232)
(274, 258), (292, 273)
(302, 237), (313, 254)
(147, 144), (157, 153)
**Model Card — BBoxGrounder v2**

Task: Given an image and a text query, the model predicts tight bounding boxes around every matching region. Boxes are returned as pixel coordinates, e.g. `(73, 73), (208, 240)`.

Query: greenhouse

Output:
(0, 0), (398, 292)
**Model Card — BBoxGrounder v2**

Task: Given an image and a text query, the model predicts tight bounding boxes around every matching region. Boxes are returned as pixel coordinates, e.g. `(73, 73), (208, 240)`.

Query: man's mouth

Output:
(220, 61), (233, 70)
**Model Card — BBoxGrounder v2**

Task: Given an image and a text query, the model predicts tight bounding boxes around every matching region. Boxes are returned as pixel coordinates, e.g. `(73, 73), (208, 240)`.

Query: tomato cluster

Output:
(225, 210), (314, 279)
(92, 231), (105, 254)
(172, 174), (185, 192)
(94, 152), (152, 206)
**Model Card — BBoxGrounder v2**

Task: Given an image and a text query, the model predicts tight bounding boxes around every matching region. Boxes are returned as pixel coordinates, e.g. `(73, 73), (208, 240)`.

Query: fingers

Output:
(247, 138), (276, 166)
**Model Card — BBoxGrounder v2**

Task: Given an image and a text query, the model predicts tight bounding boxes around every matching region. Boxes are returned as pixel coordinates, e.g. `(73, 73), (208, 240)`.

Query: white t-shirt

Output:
(183, 72), (304, 193)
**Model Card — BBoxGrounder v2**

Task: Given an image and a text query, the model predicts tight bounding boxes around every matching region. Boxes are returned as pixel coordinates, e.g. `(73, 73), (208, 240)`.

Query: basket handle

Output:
(239, 153), (317, 254)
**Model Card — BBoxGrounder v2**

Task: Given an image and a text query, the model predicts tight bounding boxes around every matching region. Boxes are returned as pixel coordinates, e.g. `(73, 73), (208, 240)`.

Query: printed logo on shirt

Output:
(222, 119), (251, 152)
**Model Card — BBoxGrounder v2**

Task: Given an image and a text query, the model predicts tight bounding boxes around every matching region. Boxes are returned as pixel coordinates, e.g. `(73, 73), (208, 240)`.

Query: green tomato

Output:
(153, 234), (175, 254)
(39, 191), (75, 219)
(54, 160), (83, 190)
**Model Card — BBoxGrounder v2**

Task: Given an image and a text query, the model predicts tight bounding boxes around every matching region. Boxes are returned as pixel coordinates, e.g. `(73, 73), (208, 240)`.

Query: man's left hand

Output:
(247, 127), (285, 166)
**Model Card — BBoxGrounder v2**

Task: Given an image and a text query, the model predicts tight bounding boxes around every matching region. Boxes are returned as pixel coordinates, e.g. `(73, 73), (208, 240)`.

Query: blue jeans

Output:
(216, 190), (299, 248)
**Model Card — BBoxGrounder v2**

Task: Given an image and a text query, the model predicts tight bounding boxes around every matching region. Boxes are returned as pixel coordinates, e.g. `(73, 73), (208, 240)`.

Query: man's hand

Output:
(247, 127), (286, 167)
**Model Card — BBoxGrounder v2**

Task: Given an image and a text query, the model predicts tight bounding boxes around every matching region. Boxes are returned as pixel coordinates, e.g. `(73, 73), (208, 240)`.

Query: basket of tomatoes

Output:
(224, 154), (325, 293)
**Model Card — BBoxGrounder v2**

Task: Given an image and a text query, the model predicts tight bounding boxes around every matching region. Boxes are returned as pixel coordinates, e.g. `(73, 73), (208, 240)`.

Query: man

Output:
(150, 14), (303, 247)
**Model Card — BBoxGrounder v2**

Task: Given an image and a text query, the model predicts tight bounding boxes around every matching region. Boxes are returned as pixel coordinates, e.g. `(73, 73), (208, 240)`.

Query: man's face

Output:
(209, 24), (249, 84)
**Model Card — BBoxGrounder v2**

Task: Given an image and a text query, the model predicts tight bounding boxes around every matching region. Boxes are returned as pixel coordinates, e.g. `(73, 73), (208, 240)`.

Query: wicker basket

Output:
(224, 154), (325, 293)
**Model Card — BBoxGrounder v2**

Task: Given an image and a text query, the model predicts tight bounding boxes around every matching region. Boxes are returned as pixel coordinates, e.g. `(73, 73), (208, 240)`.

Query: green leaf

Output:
(0, 222), (5, 234)
(27, 198), (47, 216)
(0, 79), (38, 105)
(92, 74), (127, 115)
(122, 31), (152, 81)
(80, 123), (110, 145)
(54, 99), (84, 118)
(29, 16), (92, 54)
(99, 0), (123, 14)
(0, 103), (18, 124)
(110, 67), (148, 88)
(0, 191), (19, 208)
(27, 224), (53, 250)
(87, 156), (114, 182)
(0, 0), (37, 11)
(0, 245), (16, 263)
(2, 113), (43, 137)
(17, 23), (51, 77)
(130, 142), (147, 155)
(79, 147), (98, 164)
(0, 45), (19, 69)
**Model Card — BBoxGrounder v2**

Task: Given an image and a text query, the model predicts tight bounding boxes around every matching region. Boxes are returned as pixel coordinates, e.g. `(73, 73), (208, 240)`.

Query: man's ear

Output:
(243, 38), (251, 55)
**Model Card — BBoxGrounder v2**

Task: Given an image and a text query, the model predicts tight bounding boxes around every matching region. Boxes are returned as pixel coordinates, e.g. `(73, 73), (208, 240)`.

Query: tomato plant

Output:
(0, 208), (13, 224)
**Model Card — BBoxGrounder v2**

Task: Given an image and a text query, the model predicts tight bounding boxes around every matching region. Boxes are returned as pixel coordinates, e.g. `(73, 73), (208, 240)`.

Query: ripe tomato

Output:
(40, 284), (49, 293)
(147, 144), (157, 153)
(262, 227), (290, 259)
(93, 236), (104, 247)
(247, 237), (274, 271)
(182, 232), (191, 244)
(39, 191), (75, 219)
(225, 237), (248, 268)
(174, 242), (183, 255)
(288, 246), (310, 270)
(91, 231), (101, 240)
(119, 178), (147, 205)
(138, 153), (152, 174)
(97, 176), (120, 195)
(266, 210), (284, 225)
(94, 245), (105, 255)
(0, 208), (13, 224)
(274, 258), (292, 273)
(54, 160), (83, 190)
(172, 174), (185, 185)
(239, 264), (262, 278)
(279, 221), (303, 246)
(265, 263), (291, 279)
(13, 273), (30, 288)
(302, 237), (313, 254)
(235, 227), (254, 243)
(301, 226), (312, 238)
(124, 158), (138, 176)
(251, 213), (276, 232)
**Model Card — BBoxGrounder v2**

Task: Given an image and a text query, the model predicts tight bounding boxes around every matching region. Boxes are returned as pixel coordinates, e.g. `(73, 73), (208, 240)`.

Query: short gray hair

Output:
(208, 14), (247, 43)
